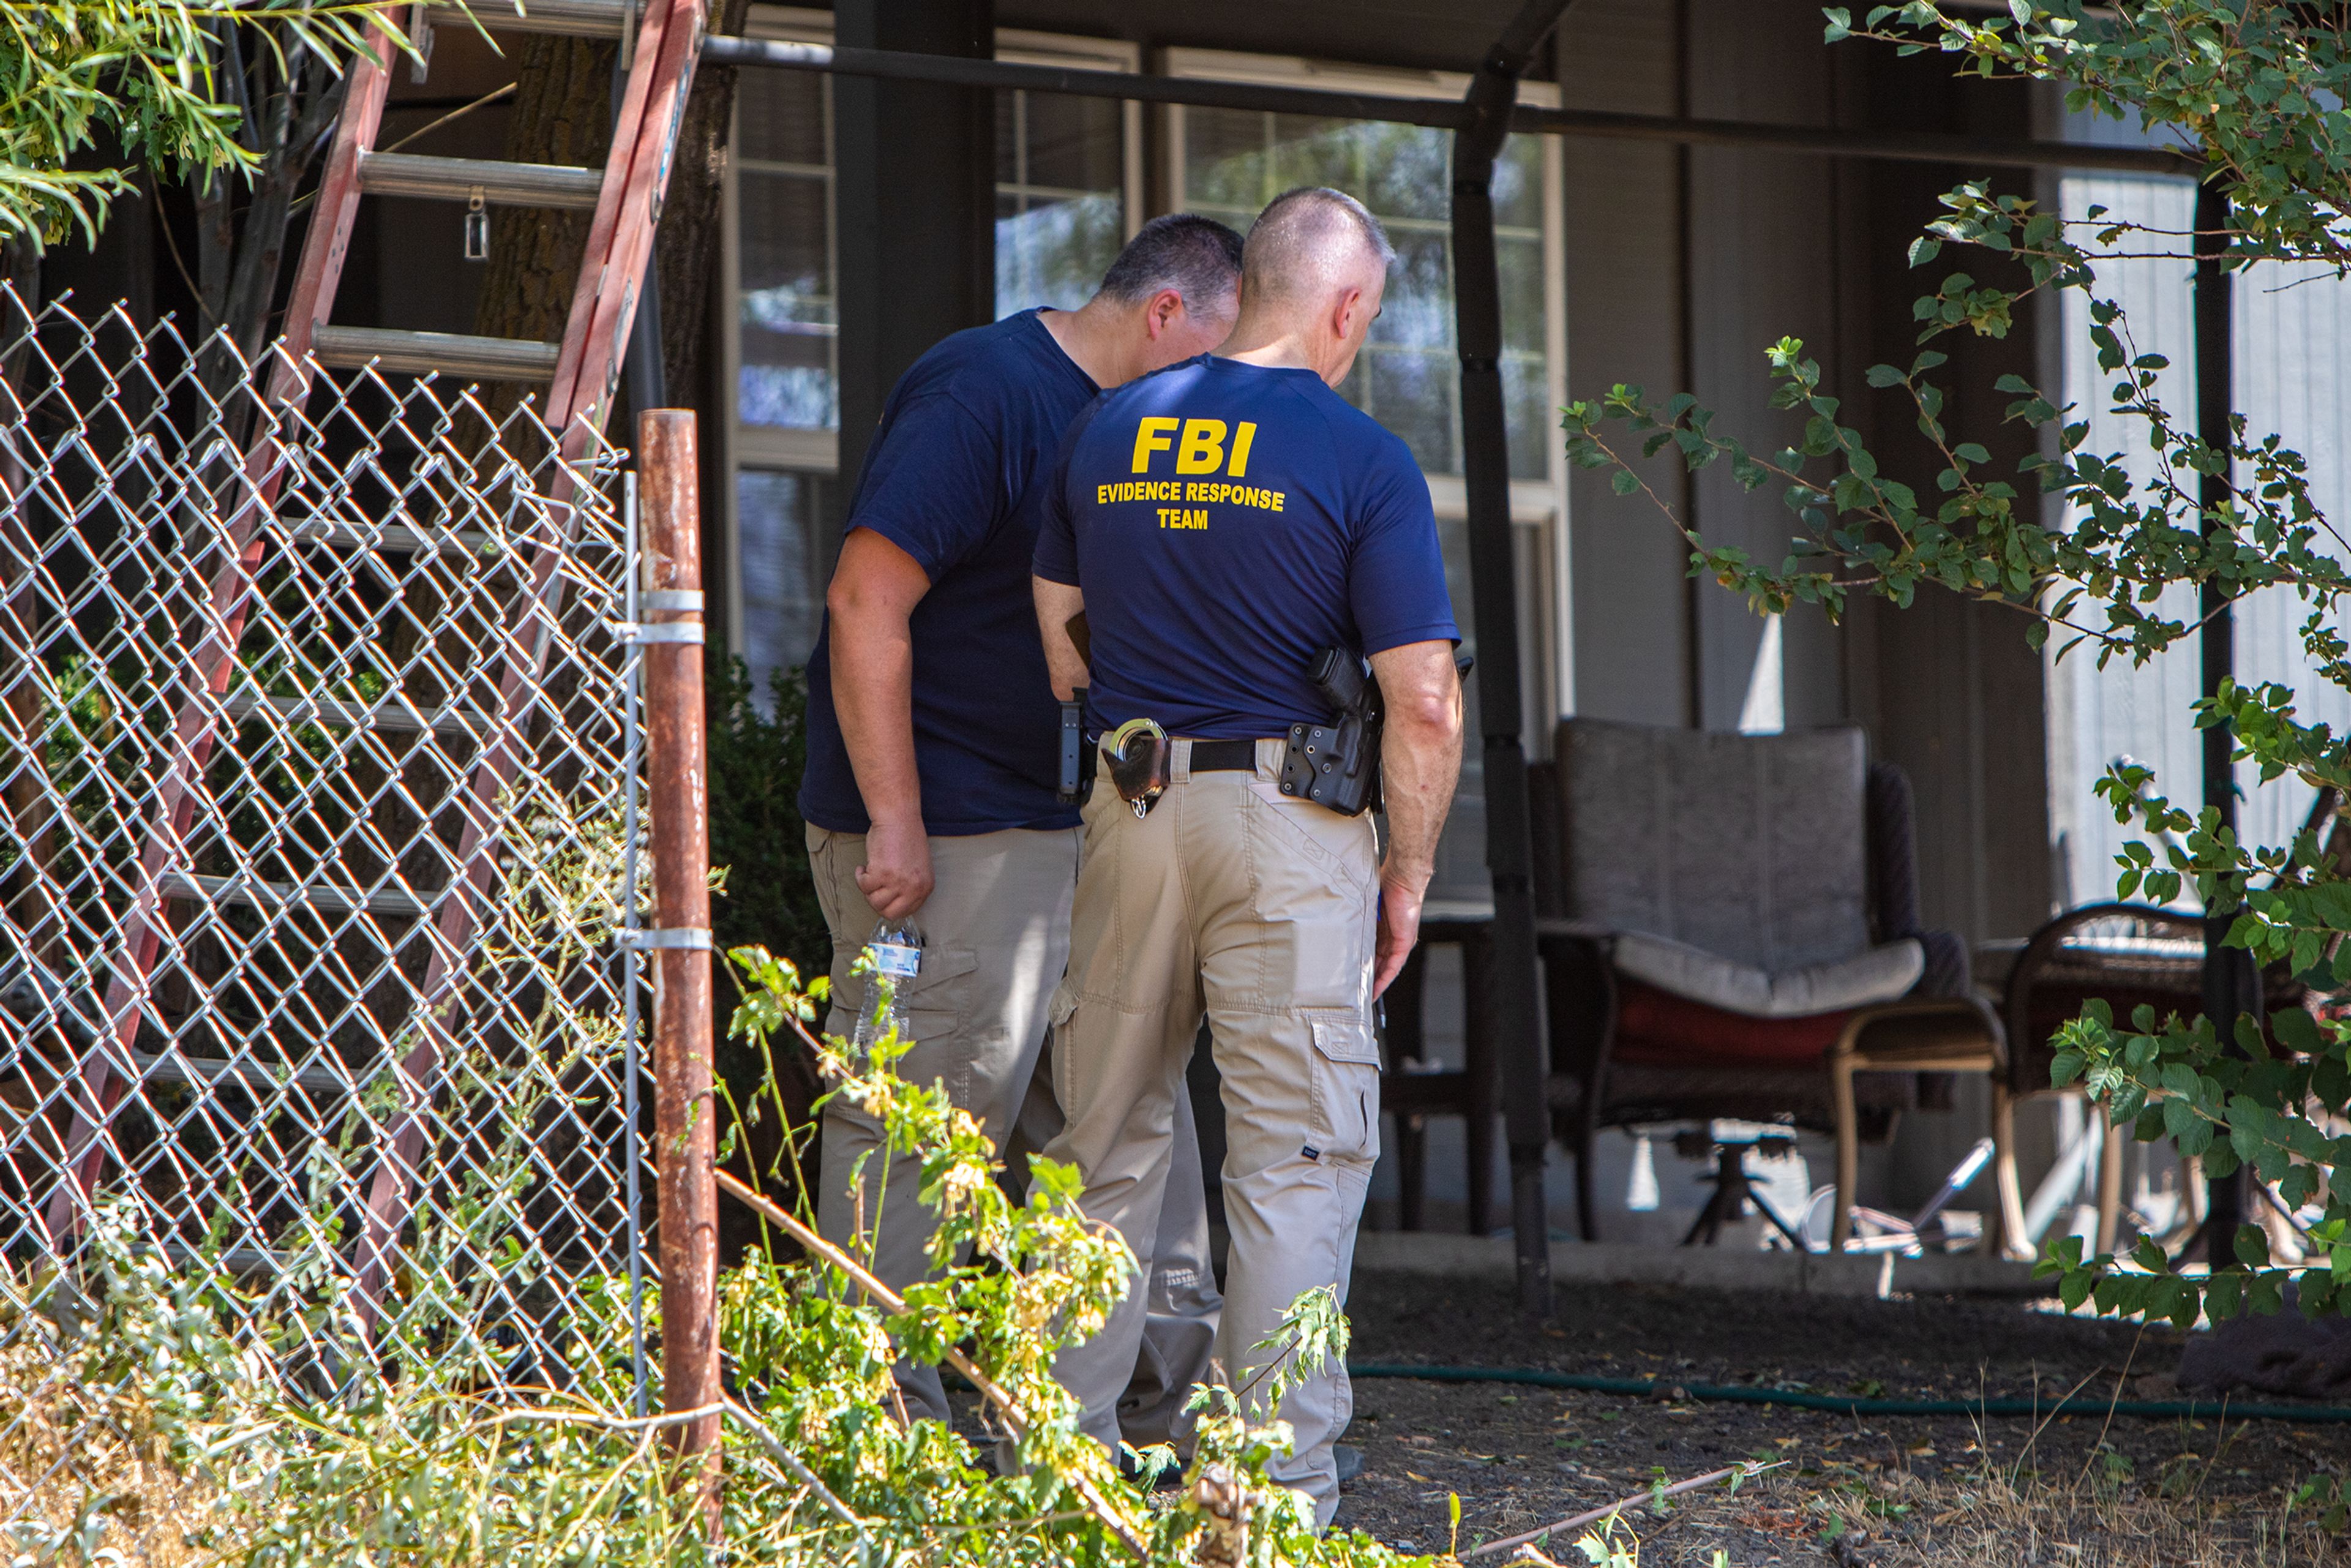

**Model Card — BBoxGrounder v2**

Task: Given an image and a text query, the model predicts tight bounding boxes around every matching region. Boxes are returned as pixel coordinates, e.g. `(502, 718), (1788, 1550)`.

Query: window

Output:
(1166, 50), (1570, 900)
(2045, 135), (2351, 910)
(994, 34), (1142, 316)
(722, 10), (1139, 694)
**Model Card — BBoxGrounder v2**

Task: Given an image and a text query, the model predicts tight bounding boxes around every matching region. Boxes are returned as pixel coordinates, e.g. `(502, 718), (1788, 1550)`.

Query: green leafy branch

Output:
(0, 2), (479, 250)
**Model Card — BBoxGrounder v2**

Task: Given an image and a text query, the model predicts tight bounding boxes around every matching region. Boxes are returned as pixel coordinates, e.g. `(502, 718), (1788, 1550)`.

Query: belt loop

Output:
(1171, 737), (1193, 784)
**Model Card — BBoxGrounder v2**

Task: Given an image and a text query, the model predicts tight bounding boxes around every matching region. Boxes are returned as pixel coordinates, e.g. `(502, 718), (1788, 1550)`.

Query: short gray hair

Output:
(1097, 213), (1245, 309)
(1240, 187), (1395, 303)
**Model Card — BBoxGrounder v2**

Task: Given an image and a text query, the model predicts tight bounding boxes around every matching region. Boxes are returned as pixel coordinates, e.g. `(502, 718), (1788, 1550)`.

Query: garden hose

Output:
(1345, 1363), (2351, 1422)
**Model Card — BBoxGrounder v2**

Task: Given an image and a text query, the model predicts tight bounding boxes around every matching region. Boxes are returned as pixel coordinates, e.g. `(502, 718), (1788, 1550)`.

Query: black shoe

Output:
(1334, 1444), (1364, 1485)
(1119, 1450), (1186, 1492)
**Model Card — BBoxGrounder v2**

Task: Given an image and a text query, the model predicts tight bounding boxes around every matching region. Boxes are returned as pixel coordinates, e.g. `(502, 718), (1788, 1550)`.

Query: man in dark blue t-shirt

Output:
(1032, 189), (1463, 1525)
(798, 216), (1243, 1438)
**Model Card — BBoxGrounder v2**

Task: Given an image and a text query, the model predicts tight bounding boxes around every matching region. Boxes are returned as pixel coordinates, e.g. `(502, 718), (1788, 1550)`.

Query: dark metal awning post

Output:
(1453, 0), (1574, 1319)
(2194, 176), (2248, 1261)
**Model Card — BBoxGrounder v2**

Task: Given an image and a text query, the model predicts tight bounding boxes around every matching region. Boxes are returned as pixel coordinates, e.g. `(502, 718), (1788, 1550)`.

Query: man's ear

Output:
(1332, 284), (1366, 345)
(1145, 288), (1186, 340)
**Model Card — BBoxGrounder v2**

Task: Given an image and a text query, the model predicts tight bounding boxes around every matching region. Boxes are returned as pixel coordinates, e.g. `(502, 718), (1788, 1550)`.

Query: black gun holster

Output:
(1279, 648), (1382, 816)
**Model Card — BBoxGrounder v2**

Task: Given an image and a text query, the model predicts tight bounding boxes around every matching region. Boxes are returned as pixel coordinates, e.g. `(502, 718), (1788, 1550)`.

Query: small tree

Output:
(1565, 1), (2351, 1324)
(0, 2), (445, 394)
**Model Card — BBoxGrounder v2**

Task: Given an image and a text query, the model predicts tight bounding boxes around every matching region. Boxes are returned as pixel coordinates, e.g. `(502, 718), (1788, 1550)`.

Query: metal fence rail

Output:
(0, 288), (652, 1533)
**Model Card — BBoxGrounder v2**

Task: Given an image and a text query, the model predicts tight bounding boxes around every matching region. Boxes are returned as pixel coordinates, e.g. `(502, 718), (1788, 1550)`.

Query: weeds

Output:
(0, 784), (1455, 1564)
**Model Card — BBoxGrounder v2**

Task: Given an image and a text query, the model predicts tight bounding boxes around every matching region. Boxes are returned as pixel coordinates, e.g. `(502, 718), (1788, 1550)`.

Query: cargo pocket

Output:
(841, 945), (980, 1109)
(897, 943), (978, 1044)
(1307, 1015), (1382, 1166)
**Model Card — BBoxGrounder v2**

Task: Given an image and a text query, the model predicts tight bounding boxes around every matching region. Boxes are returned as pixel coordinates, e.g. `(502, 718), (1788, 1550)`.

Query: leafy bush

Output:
(705, 655), (828, 986)
(705, 655), (831, 1231)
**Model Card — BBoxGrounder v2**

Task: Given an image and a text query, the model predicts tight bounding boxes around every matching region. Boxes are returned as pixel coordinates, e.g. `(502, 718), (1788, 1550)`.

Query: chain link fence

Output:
(0, 288), (662, 1537)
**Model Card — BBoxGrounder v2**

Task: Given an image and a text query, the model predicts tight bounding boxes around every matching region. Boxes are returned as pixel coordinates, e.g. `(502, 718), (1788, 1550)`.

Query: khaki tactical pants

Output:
(1043, 740), (1381, 1526)
(809, 824), (1221, 1439)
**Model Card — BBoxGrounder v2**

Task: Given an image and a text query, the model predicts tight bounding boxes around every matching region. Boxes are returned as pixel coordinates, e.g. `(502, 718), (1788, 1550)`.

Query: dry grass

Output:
(0, 1339), (217, 1564)
(1794, 1461), (2334, 1567)
(1541, 1458), (2343, 1566)
(1643, 1398), (2351, 1568)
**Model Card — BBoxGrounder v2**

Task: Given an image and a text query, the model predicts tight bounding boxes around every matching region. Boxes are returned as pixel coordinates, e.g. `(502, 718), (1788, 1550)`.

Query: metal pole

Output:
(620, 470), (648, 1417)
(640, 409), (718, 1515)
(2193, 179), (2248, 1264)
(1453, 0), (1573, 1318)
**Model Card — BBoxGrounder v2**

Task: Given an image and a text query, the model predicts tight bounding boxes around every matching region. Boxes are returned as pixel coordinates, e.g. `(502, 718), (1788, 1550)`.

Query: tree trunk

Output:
(469, 1), (751, 431)
(189, 29), (347, 408)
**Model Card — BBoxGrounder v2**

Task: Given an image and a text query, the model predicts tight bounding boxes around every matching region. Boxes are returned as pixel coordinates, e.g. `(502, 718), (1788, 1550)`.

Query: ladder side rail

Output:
(44, 10), (410, 1244)
(345, 462), (588, 1326)
(547, 0), (704, 434)
(540, 0), (688, 428)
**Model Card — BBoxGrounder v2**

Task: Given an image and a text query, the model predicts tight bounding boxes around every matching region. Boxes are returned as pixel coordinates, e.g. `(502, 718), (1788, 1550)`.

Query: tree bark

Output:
(469, 1), (750, 430)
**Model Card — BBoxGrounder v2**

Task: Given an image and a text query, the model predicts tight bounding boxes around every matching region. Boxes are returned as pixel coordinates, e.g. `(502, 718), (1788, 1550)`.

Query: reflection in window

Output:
(737, 72), (836, 432)
(738, 470), (836, 691)
(996, 91), (1125, 315)
(735, 75), (1129, 430)
(1179, 111), (1550, 479)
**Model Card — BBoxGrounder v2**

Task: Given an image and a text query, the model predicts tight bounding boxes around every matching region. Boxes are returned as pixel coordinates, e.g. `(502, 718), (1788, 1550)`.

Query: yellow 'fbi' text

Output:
(1131, 416), (1258, 477)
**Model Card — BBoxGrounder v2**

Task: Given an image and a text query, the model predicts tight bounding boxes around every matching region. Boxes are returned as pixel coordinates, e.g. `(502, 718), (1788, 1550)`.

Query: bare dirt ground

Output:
(1332, 1270), (2351, 1564)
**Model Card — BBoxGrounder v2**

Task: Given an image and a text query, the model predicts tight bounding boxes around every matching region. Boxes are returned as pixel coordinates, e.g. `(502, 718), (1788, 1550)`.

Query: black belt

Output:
(1183, 737), (1266, 772)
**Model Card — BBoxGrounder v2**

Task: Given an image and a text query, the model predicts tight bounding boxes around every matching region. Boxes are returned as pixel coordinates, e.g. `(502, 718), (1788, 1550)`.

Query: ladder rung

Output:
(223, 689), (492, 741)
(314, 326), (560, 383)
(159, 872), (435, 921)
(358, 151), (602, 210)
(461, 0), (631, 36)
(130, 1049), (362, 1098)
(282, 517), (495, 555)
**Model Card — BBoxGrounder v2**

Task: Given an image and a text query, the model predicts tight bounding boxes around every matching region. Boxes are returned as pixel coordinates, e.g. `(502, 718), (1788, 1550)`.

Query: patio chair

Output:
(1994, 787), (2346, 1257)
(1539, 718), (2007, 1250)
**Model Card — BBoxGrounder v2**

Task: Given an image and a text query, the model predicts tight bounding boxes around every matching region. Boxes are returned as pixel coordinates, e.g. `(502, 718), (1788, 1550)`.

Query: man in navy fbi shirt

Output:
(799, 216), (1243, 1438)
(1033, 188), (1464, 1525)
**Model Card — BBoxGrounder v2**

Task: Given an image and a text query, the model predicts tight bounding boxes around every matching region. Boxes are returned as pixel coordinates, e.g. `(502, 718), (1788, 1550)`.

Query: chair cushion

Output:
(1610, 979), (1853, 1068)
(1612, 930), (1924, 1018)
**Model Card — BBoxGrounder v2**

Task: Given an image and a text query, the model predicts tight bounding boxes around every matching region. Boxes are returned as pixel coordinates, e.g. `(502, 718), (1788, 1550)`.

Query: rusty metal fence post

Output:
(636, 410), (719, 1511)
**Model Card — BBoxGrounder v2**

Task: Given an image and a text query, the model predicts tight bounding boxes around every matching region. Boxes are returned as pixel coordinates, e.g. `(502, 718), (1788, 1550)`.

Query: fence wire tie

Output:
(609, 620), (703, 645)
(619, 928), (713, 952)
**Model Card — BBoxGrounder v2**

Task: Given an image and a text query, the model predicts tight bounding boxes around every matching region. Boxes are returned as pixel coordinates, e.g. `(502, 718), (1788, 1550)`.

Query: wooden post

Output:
(640, 409), (719, 1517)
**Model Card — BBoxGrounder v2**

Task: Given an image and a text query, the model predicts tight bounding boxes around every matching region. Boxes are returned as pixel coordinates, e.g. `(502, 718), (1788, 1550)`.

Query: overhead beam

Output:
(700, 35), (2196, 178)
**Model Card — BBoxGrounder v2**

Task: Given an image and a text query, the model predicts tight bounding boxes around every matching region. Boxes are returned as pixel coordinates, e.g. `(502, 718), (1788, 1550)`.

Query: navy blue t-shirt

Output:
(800, 310), (1095, 835)
(1033, 356), (1458, 738)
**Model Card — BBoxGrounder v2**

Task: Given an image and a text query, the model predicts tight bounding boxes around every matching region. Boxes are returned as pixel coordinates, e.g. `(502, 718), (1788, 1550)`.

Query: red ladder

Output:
(45, 0), (704, 1327)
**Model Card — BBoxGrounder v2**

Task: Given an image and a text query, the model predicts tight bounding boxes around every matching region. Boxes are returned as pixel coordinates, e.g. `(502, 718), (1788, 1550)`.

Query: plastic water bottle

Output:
(851, 918), (923, 1051)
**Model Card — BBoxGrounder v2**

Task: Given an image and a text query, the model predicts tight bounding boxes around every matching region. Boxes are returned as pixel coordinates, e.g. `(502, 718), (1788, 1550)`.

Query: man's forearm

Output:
(1370, 643), (1465, 892)
(1033, 576), (1090, 701)
(831, 613), (923, 825)
(1381, 720), (1460, 891)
